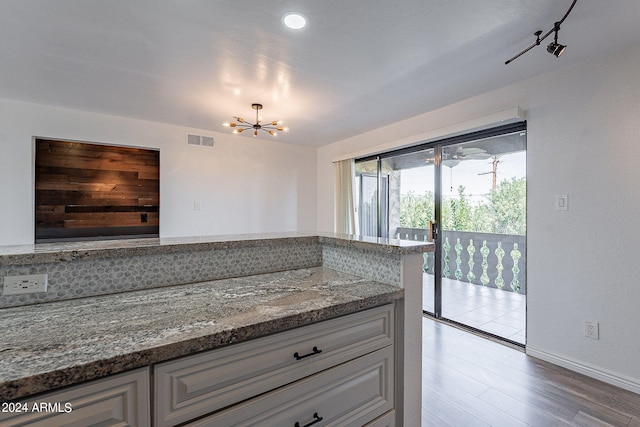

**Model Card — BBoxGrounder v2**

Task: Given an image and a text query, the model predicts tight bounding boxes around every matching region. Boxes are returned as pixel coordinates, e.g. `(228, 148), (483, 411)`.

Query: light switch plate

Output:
(555, 194), (568, 211)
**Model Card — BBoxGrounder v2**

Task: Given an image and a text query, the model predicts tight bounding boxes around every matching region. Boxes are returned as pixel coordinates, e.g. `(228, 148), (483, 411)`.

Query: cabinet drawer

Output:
(365, 411), (396, 427)
(0, 368), (149, 427)
(155, 304), (393, 427)
(187, 346), (394, 427)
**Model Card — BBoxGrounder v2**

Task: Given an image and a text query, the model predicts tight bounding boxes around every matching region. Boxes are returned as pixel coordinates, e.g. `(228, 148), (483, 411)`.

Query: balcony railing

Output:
(396, 227), (526, 294)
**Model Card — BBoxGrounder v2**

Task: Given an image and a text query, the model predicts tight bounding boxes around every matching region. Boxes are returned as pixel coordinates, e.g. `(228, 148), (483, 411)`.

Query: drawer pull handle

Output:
(294, 346), (323, 360)
(295, 412), (323, 427)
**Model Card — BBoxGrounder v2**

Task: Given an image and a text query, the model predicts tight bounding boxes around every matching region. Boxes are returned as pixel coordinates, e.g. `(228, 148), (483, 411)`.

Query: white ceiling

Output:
(1, 1), (639, 147)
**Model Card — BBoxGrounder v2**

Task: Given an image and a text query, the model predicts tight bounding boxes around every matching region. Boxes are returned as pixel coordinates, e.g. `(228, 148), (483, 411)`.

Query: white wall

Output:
(317, 44), (640, 392)
(0, 99), (317, 245)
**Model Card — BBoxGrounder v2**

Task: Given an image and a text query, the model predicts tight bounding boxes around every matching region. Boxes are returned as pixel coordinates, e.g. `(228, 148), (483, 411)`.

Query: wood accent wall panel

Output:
(35, 139), (160, 241)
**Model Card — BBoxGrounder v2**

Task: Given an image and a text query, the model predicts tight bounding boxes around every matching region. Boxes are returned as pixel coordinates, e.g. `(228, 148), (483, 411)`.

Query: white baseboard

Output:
(526, 346), (640, 395)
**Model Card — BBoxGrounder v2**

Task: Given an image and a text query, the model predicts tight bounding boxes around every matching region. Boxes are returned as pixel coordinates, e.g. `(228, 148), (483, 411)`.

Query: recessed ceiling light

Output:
(283, 12), (306, 30)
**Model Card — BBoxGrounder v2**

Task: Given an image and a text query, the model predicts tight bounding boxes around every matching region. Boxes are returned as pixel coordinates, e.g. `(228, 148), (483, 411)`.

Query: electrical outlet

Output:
(2, 274), (48, 295)
(585, 321), (599, 340)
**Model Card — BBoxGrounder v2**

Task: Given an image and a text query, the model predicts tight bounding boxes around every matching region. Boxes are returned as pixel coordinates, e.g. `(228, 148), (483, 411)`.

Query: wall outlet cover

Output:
(3, 274), (48, 295)
(585, 321), (599, 340)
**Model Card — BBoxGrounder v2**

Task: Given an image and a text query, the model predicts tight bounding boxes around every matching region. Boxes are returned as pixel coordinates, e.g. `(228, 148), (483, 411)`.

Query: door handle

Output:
(430, 221), (438, 242)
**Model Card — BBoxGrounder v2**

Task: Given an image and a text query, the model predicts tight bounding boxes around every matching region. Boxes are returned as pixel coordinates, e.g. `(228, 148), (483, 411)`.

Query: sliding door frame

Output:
(433, 145), (443, 318)
(355, 121), (527, 338)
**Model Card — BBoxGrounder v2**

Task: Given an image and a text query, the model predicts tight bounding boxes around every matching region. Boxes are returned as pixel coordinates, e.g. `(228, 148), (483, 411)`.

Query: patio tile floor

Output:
(423, 274), (526, 344)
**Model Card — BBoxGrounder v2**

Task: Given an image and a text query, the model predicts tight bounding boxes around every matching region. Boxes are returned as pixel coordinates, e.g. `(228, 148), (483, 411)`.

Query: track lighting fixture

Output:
(505, 0), (577, 65)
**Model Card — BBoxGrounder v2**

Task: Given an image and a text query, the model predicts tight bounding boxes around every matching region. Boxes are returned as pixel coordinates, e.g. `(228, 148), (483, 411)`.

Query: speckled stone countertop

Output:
(0, 232), (433, 267)
(0, 267), (403, 402)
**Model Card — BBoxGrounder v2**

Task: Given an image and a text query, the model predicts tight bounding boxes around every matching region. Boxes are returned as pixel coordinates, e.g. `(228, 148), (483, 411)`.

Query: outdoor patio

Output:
(423, 275), (526, 345)
(395, 227), (526, 344)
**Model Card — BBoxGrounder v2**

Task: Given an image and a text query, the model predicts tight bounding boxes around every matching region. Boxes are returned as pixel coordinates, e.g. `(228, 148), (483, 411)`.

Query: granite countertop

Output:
(0, 232), (434, 267)
(0, 267), (403, 402)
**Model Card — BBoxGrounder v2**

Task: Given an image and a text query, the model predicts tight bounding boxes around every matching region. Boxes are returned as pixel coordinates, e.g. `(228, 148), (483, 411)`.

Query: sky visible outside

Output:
(400, 151), (526, 204)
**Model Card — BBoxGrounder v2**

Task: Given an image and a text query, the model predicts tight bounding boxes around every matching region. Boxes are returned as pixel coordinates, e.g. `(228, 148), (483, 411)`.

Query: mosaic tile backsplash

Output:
(0, 234), (426, 308)
(322, 244), (401, 286)
(0, 243), (322, 308)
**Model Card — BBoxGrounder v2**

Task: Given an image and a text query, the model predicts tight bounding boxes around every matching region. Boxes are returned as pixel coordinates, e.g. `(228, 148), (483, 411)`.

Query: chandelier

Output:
(222, 103), (288, 137)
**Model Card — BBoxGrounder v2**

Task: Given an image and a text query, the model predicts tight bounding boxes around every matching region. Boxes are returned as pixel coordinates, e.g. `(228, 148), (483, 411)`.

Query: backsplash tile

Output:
(0, 243), (322, 308)
(322, 244), (401, 286)
(0, 234), (425, 308)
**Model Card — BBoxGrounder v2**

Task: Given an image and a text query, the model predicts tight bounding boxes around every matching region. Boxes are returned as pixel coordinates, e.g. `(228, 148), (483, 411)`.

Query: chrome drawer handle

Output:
(294, 346), (323, 360)
(295, 412), (323, 427)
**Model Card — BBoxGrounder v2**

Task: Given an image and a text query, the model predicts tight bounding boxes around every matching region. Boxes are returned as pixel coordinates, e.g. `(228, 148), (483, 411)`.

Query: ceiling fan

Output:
(445, 147), (490, 161)
(424, 147), (491, 167)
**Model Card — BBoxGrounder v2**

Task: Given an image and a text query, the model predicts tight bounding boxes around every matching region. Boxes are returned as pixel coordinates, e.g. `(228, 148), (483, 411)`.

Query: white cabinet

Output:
(186, 346), (394, 427)
(154, 304), (395, 427)
(0, 368), (149, 427)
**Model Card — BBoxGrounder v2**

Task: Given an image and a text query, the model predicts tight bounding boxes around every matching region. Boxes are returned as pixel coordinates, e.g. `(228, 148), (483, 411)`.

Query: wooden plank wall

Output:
(35, 139), (160, 241)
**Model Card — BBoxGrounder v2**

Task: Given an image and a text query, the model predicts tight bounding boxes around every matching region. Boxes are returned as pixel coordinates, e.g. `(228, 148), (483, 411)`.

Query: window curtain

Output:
(334, 159), (357, 235)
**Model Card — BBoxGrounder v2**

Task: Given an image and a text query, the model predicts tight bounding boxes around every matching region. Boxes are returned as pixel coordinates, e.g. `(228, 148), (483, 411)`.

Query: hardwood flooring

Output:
(422, 317), (640, 426)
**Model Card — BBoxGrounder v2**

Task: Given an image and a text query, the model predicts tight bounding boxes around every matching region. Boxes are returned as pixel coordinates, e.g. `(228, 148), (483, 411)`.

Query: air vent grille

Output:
(187, 134), (215, 148)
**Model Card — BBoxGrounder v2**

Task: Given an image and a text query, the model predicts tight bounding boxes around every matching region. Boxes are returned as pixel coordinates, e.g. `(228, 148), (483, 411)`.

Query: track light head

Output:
(547, 41), (567, 57)
(547, 22), (566, 57)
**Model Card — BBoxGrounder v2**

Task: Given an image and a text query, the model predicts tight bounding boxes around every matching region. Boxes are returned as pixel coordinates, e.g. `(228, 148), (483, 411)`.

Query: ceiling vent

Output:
(187, 134), (215, 148)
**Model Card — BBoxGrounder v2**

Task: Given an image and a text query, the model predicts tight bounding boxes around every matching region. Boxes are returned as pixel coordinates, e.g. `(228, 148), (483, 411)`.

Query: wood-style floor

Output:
(422, 317), (640, 427)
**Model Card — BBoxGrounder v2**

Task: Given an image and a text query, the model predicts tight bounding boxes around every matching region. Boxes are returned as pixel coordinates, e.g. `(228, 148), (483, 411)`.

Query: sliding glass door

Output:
(379, 150), (436, 313)
(440, 135), (526, 344)
(354, 123), (527, 345)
